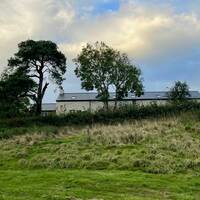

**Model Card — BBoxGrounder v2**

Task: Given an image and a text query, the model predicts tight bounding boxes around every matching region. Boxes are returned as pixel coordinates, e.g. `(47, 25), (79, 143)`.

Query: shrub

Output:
(0, 101), (199, 139)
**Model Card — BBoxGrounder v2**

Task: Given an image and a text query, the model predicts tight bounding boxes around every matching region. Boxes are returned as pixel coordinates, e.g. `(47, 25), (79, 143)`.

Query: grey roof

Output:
(57, 91), (200, 102)
(42, 103), (56, 111)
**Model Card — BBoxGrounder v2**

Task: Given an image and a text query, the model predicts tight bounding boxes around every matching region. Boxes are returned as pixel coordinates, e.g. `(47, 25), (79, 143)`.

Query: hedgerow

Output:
(0, 101), (199, 132)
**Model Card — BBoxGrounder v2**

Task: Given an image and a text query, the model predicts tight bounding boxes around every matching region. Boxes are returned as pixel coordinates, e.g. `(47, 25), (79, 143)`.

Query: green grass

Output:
(1, 111), (200, 199)
(1, 170), (200, 200)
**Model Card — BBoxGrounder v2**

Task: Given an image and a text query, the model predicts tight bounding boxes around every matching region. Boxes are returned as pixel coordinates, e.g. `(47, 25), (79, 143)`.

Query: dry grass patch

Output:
(84, 117), (180, 145)
(1, 112), (200, 173)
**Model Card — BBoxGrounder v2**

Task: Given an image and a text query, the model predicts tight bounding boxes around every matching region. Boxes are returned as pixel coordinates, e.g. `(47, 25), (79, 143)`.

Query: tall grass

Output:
(1, 101), (200, 139)
(1, 111), (200, 173)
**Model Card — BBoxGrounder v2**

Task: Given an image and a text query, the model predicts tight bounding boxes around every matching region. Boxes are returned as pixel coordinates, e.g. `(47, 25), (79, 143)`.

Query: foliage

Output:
(74, 42), (143, 110)
(0, 101), (199, 136)
(110, 52), (143, 108)
(74, 42), (115, 110)
(8, 40), (67, 115)
(0, 68), (35, 117)
(168, 81), (190, 103)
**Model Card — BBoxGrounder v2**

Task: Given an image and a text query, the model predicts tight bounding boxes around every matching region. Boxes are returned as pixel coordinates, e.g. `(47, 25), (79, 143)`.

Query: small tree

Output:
(74, 42), (115, 110)
(8, 40), (67, 115)
(168, 81), (190, 103)
(110, 53), (143, 109)
(0, 68), (36, 117)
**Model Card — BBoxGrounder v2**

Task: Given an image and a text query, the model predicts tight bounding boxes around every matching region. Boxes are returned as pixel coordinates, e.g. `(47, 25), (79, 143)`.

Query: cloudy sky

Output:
(0, 0), (200, 102)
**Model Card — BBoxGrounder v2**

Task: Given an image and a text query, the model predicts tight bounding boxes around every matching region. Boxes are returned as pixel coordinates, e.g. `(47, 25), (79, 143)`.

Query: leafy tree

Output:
(74, 42), (143, 110)
(8, 40), (67, 115)
(74, 42), (115, 110)
(168, 81), (190, 103)
(0, 68), (36, 117)
(110, 53), (143, 109)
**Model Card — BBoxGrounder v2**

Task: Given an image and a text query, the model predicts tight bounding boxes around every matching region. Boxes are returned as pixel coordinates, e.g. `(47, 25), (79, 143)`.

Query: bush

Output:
(0, 101), (199, 139)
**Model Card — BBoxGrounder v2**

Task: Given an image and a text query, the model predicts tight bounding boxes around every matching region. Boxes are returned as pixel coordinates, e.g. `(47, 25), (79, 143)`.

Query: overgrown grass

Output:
(1, 111), (200, 173)
(0, 125), (81, 139)
(1, 111), (200, 199)
(0, 101), (199, 132)
(1, 101), (200, 140)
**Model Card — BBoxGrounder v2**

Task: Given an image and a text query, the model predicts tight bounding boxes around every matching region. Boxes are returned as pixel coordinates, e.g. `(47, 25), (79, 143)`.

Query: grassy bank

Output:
(1, 112), (200, 173)
(1, 111), (200, 199)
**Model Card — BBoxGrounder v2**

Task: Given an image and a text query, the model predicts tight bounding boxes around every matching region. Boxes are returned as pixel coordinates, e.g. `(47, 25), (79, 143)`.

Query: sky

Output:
(0, 0), (200, 102)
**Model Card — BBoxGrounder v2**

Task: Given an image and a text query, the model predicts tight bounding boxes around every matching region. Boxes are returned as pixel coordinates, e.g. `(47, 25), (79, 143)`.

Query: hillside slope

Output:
(1, 112), (200, 199)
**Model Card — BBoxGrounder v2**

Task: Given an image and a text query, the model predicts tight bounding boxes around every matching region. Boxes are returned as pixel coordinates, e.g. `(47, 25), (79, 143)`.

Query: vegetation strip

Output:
(1, 112), (200, 199)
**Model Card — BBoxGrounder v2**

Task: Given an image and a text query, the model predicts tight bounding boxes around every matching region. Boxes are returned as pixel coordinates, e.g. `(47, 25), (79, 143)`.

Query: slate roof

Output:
(42, 103), (56, 111)
(56, 91), (200, 102)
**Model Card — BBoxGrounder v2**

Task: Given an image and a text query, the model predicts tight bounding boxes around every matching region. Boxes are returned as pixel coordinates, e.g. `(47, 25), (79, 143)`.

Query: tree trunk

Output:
(114, 89), (119, 110)
(101, 88), (109, 112)
(104, 101), (109, 112)
(114, 99), (118, 110)
(36, 71), (43, 115)
(36, 99), (42, 115)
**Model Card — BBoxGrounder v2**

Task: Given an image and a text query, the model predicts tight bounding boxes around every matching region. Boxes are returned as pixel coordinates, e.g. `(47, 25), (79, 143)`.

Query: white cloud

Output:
(61, 1), (200, 65)
(0, 0), (200, 98)
(0, 0), (75, 70)
(1, 0), (199, 66)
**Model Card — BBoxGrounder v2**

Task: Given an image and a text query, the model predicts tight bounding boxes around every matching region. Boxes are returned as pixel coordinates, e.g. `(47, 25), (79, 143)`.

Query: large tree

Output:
(8, 40), (67, 115)
(110, 53), (143, 109)
(0, 68), (36, 117)
(74, 42), (115, 110)
(74, 42), (143, 110)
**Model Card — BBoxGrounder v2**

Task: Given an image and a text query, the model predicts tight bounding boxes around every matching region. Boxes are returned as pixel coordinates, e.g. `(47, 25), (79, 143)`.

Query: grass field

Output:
(1, 170), (200, 200)
(1, 112), (200, 199)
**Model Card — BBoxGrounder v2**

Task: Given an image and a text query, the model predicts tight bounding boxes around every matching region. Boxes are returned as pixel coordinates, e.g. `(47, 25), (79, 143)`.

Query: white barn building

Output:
(52, 91), (200, 115)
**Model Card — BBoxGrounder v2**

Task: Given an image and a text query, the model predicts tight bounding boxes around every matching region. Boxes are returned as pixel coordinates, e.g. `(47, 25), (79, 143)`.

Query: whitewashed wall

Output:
(56, 101), (90, 114)
(91, 101), (104, 111)
(56, 100), (168, 115)
(136, 100), (168, 106)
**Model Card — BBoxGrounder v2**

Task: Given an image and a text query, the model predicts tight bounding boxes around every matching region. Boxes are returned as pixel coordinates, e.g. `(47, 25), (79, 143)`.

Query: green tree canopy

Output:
(0, 68), (36, 117)
(74, 42), (115, 110)
(74, 42), (143, 110)
(110, 52), (143, 109)
(8, 40), (67, 115)
(168, 81), (190, 103)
